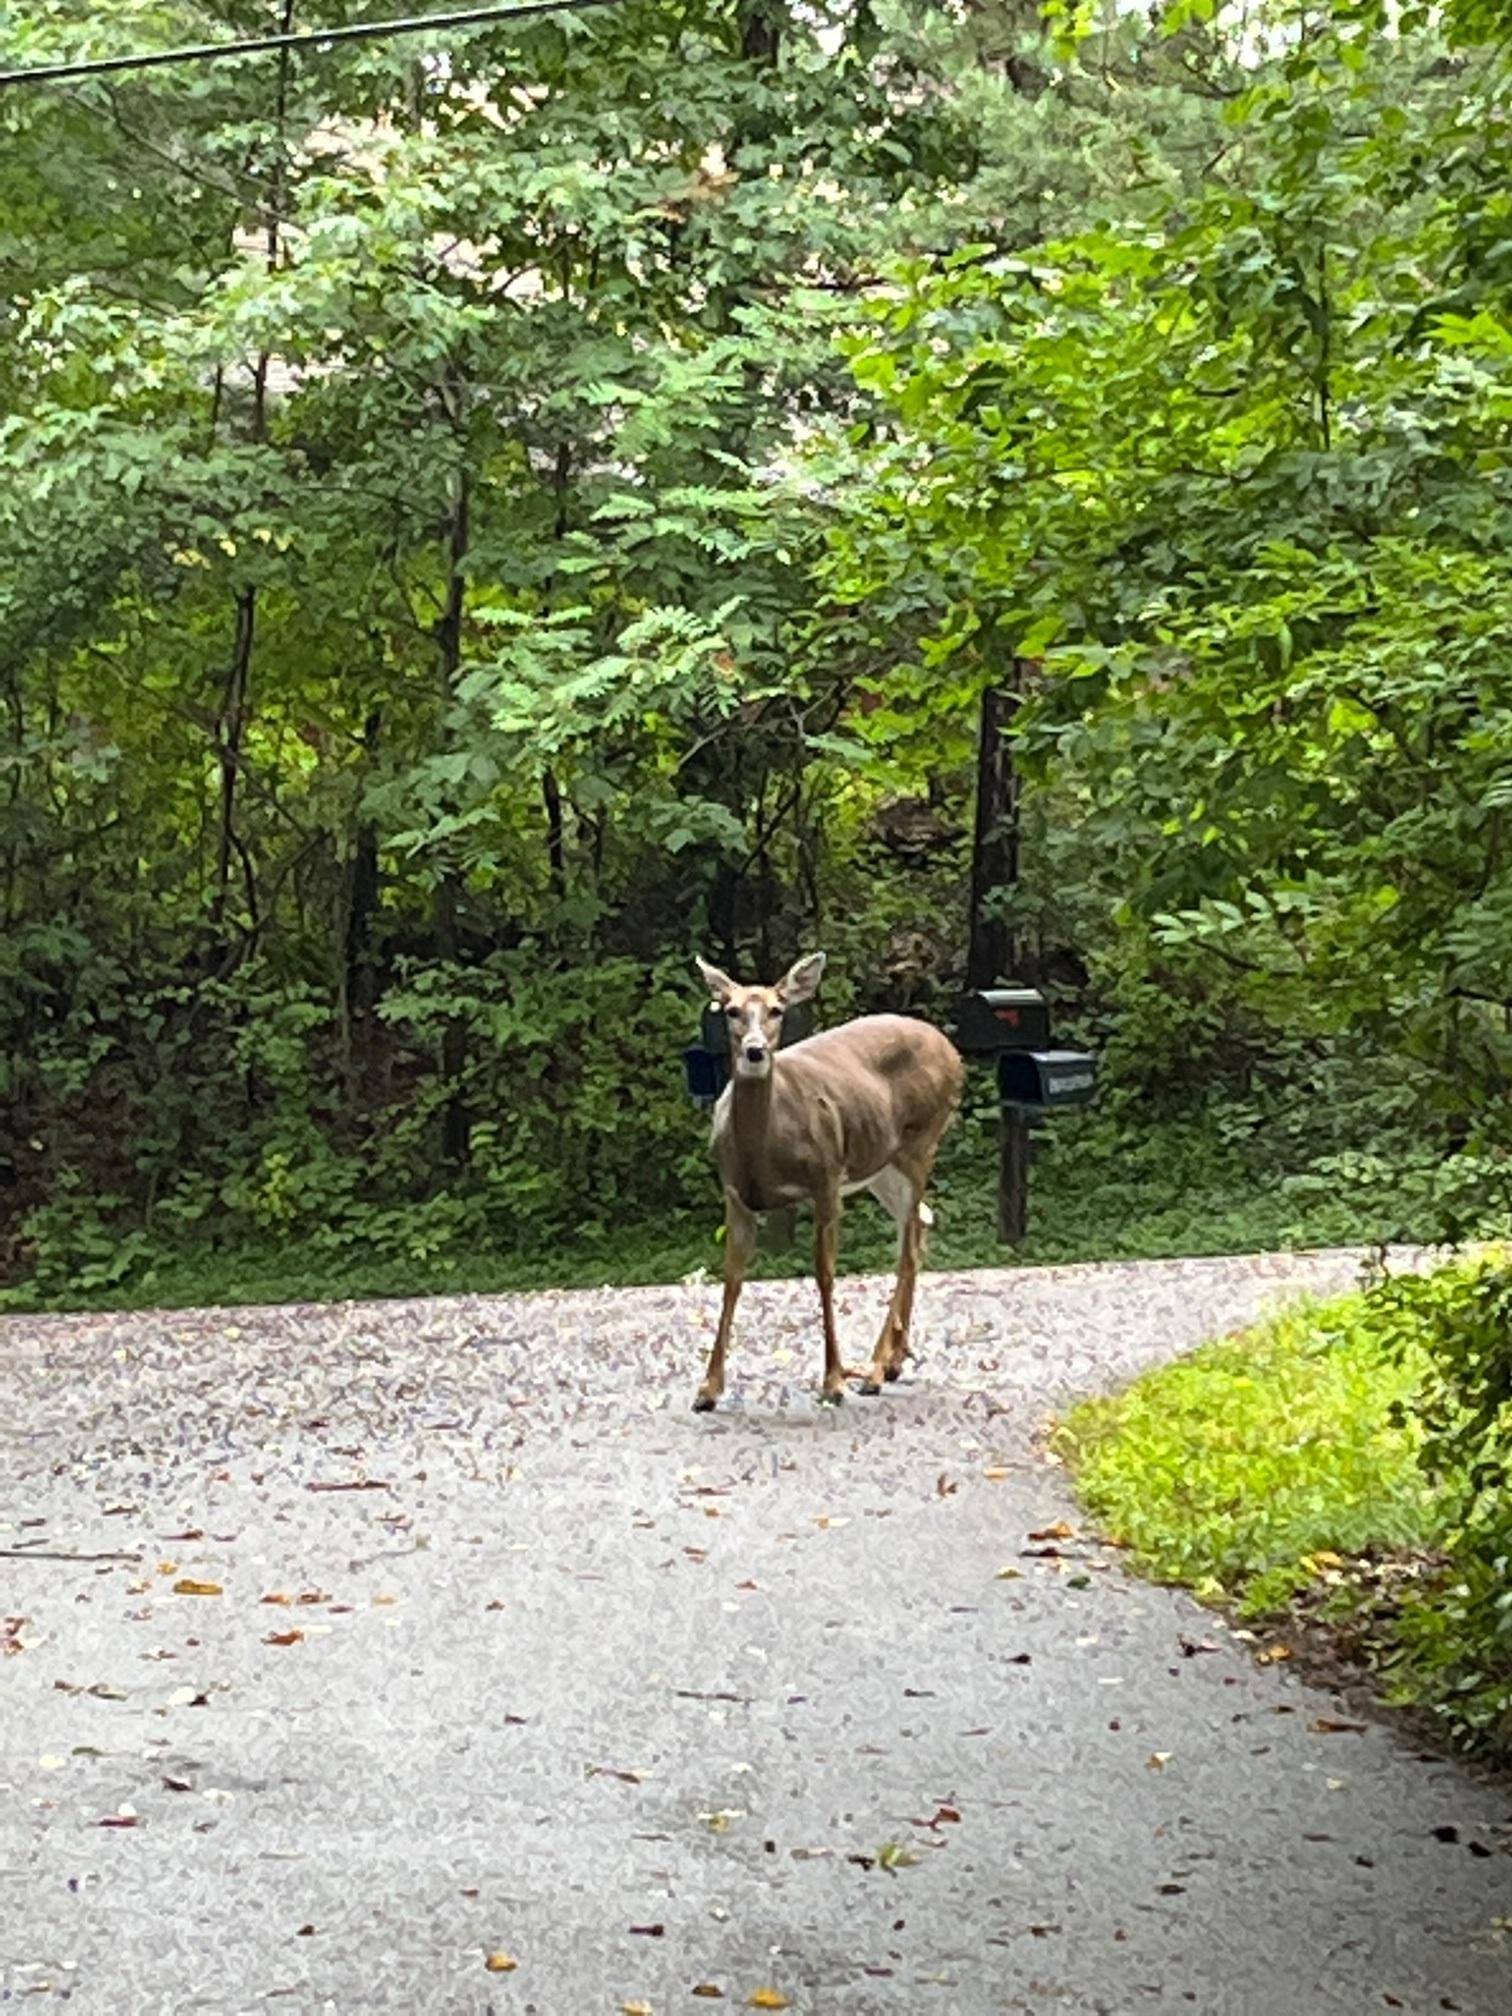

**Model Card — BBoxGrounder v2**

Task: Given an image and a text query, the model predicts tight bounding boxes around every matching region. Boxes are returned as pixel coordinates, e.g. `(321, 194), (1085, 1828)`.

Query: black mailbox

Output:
(996, 1048), (1098, 1111)
(684, 997), (815, 1107)
(951, 987), (1051, 1055)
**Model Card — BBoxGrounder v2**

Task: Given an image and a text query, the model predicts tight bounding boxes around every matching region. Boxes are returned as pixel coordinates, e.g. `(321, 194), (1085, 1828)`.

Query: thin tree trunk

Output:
(209, 4), (292, 955)
(435, 456), (472, 1167)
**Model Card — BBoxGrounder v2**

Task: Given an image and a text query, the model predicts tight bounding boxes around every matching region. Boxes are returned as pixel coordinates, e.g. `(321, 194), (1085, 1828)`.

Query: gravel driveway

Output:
(2, 1249), (1509, 2014)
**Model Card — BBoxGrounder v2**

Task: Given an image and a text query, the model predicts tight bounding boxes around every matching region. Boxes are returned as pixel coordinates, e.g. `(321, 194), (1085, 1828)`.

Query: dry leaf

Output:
(622, 2003), (654, 2015)
(483, 1951), (518, 1973)
(748, 1994), (791, 2011)
(691, 1991), (724, 2002)
(172, 1579), (222, 1597)
(1147, 1752), (1173, 1771)
(1309, 1717), (1367, 1735)
(1027, 1522), (1075, 1542)
(1255, 1644), (1294, 1665)
(994, 1566), (1022, 1581)
(261, 1592), (291, 1606)
(983, 1467), (1010, 1481)
(264, 1629), (304, 1647)
(628, 1924), (664, 1937)
(156, 1561), (177, 1576)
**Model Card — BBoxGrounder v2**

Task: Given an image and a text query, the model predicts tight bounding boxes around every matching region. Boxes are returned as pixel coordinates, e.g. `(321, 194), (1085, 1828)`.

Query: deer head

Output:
(695, 951), (825, 1080)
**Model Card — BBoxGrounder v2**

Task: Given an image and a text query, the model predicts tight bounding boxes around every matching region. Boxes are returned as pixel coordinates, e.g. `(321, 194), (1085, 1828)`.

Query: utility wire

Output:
(0, 0), (623, 89)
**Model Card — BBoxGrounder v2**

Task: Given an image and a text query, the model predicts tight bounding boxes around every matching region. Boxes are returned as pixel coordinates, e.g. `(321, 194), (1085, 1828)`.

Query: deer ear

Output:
(777, 951), (826, 1005)
(695, 955), (737, 1004)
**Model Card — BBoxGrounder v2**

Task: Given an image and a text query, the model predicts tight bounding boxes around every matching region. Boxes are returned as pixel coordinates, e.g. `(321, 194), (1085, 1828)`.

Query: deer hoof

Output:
(818, 1388), (845, 1408)
(884, 1362), (905, 1383)
(858, 1378), (882, 1397)
(692, 1393), (717, 1414)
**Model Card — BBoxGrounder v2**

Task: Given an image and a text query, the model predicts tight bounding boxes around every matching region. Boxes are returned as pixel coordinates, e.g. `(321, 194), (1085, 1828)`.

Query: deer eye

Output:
(726, 1005), (740, 1018)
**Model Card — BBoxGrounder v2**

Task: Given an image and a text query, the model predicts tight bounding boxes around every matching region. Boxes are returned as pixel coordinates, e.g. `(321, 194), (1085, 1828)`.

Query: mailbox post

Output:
(950, 987), (1097, 1247)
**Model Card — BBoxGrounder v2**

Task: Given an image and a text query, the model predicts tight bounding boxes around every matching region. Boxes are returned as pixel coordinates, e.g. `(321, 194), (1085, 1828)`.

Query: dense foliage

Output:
(3, 1), (1511, 1303)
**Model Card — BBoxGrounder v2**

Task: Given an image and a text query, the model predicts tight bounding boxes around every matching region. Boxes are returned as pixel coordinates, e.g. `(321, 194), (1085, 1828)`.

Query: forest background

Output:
(3, 0), (1512, 1310)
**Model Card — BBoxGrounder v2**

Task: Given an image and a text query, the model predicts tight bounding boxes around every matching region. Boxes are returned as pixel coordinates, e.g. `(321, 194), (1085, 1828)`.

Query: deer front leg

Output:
(814, 1192), (849, 1405)
(693, 1194), (758, 1414)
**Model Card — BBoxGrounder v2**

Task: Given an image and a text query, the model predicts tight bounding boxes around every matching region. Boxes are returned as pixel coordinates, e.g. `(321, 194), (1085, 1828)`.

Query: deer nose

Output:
(744, 1043), (766, 1065)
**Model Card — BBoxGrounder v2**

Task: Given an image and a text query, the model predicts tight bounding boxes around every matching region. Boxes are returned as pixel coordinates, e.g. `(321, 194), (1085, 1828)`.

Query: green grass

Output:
(1056, 1297), (1446, 1616)
(1055, 1277), (1512, 1766)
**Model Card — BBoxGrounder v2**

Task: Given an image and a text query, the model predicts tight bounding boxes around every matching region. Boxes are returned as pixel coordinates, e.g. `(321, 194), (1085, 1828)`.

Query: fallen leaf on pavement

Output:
(994, 1567), (1022, 1581)
(483, 1951), (518, 1973)
(1179, 1638), (1221, 1657)
(1028, 1522), (1075, 1542)
(1255, 1645), (1293, 1665)
(98, 1807), (139, 1828)
(628, 1924), (664, 1937)
(691, 1991), (724, 2002)
(172, 1580), (222, 1597)
(983, 1467), (1010, 1481)
(622, 2003), (654, 2014)
(1147, 1753), (1173, 1770)
(1310, 1717), (1367, 1735)
(262, 1593), (291, 1606)
(264, 1630), (304, 1647)
(748, 1994), (791, 2011)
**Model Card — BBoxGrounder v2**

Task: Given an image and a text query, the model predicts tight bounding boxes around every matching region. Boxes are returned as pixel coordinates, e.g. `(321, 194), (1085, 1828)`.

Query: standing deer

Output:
(691, 952), (964, 1412)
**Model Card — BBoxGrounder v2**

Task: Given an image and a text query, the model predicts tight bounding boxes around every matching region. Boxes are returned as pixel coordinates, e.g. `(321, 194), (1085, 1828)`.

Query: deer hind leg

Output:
(858, 1165), (925, 1395)
(814, 1192), (849, 1405)
(693, 1195), (758, 1413)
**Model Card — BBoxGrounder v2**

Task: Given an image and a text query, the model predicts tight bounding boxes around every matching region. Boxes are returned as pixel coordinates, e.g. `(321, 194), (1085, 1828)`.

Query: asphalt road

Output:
(2, 1250), (1509, 2015)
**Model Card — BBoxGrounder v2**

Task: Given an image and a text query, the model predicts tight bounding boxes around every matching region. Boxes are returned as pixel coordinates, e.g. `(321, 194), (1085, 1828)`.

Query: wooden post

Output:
(998, 1105), (1030, 1246)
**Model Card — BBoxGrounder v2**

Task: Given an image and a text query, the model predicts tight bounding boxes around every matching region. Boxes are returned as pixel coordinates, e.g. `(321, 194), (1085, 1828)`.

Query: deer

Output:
(690, 951), (965, 1412)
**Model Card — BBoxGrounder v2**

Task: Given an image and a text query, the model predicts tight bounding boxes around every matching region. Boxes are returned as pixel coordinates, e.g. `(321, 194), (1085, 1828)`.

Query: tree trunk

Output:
(435, 459), (472, 1167)
(966, 665), (1023, 990)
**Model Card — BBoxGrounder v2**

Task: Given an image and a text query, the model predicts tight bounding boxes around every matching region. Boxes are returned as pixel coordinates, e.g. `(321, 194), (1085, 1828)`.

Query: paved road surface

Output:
(2, 1250), (1509, 2015)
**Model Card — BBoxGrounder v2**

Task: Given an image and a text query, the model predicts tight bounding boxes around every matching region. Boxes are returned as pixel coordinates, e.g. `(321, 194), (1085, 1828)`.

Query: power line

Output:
(0, 0), (624, 90)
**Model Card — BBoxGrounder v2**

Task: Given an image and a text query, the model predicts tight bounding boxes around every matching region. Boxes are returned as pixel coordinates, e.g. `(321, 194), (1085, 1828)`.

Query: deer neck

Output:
(728, 1068), (780, 1212)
